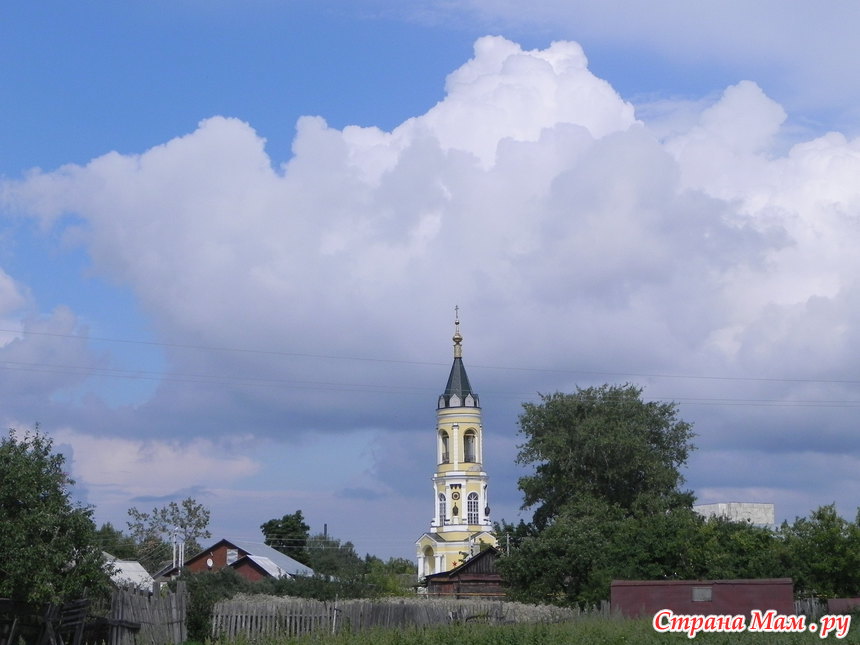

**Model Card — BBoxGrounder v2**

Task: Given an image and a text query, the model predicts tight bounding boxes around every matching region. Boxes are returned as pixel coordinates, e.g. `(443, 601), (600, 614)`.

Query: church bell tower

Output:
(416, 311), (496, 576)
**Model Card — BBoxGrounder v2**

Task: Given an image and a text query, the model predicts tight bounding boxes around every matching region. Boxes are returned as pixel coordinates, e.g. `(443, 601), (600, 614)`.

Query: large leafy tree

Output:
(498, 384), (698, 604)
(516, 384), (695, 528)
(127, 497), (211, 572)
(0, 428), (112, 602)
(260, 510), (311, 564)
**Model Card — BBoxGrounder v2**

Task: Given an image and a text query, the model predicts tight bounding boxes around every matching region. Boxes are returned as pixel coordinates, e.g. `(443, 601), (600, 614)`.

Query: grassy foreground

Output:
(210, 616), (859, 645)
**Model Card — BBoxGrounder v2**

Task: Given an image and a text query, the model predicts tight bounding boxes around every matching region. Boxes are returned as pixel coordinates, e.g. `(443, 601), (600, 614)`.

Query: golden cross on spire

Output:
(453, 305), (462, 358)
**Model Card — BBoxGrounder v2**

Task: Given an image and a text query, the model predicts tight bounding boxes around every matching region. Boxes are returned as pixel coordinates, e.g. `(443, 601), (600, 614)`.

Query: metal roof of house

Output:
(235, 555), (288, 578)
(226, 539), (315, 577)
(104, 553), (155, 590)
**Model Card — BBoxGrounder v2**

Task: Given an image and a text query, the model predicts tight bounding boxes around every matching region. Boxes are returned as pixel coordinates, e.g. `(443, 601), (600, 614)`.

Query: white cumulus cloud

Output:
(3, 35), (860, 537)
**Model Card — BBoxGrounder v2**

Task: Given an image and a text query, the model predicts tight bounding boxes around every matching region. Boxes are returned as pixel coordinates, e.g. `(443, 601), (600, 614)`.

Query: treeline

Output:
(494, 385), (860, 606)
(497, 502), (860, 606)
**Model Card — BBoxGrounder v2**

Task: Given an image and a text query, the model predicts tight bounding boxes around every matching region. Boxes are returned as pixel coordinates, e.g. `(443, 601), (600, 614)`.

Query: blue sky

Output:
(4, 1), (860, 561)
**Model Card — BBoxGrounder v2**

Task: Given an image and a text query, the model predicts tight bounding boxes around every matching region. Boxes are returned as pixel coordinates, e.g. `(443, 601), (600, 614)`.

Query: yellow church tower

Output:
(416, 311), (497, 576)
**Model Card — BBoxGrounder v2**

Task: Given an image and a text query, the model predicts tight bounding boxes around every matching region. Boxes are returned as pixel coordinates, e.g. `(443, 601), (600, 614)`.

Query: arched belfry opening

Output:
(439, 431), (450, 464)
(464, 429), (477, 462)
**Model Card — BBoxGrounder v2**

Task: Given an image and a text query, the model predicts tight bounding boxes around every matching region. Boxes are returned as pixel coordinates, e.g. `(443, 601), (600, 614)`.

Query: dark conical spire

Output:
(439, 307), (479, 409)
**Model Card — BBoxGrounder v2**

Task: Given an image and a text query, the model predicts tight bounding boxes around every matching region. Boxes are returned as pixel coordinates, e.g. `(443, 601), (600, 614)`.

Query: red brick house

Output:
(424, 547), (505, 599)
(159, 538), (315, 581)
(611, 579), (794, 618)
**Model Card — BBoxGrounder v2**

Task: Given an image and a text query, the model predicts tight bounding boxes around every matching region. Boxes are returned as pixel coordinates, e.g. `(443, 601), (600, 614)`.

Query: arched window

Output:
(439, 431), (449, 464)
(463, 429), (477, 462)
(438, 493), (446, 525)
(467, 492), (479, 524)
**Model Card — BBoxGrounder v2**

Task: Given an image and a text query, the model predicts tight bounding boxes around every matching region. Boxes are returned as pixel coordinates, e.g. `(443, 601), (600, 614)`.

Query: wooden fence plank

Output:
(105, 584), (186, 645)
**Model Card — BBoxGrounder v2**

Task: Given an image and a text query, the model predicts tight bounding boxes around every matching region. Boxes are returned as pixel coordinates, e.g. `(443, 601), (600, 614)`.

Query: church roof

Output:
(438, 311), (480, 409)
(444, 357), (474, 399)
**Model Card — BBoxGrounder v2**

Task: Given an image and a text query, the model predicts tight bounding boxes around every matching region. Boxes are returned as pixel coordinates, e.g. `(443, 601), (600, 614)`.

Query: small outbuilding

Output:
(424, 547), (505, 599)
(611, 578), (794, 618)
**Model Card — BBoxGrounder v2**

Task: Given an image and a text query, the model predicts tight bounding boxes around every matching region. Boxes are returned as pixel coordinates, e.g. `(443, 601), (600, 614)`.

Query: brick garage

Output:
(611, 579), (794, 618)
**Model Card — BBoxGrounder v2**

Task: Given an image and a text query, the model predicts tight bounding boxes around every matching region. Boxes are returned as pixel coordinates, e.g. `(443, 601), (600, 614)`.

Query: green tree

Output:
(690, 516), (784, 581)
(0, 427), (112, 602)
(179, 568), (256, 641)
(499, 497), (625, 605)
(779, 504), (860, 598)
(127, 497), (211, 573)
(96, 522), (138, 560)
(499, 495), (707, 606)
(306, 532), (364, 581)
(260, 510), (310, 564)
(498, 384), (698, 605)
(362, 556), (416, 595)
(605, 495), (703, 581)
(516, 385), (695, 528)
(493, 519), (538, 554)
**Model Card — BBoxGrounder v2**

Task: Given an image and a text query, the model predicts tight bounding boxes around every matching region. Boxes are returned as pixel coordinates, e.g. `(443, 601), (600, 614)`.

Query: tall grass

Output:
(210, 616), (859, 645)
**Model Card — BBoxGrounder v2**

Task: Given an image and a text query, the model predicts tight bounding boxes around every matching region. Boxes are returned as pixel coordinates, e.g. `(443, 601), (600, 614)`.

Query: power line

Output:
(2, 328), (860, 409)
(0, 358), (435, 394)
(0, 327), (451, 368)
(3, 326), (860, 387)
(2, 355), (858, 408)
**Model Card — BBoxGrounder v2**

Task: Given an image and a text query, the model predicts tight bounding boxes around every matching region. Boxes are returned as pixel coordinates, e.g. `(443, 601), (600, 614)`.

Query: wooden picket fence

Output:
(211, 595), (601, 641)
(102, 583), (187, 645)
(795, 598), (826, 619)
(211, 598), (329, 640)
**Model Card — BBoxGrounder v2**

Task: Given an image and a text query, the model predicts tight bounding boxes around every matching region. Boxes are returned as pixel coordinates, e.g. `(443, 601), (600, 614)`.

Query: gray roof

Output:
(104, 552), (155, 590)
(227, 539), (315, 577)
(236, 555), (289, 578)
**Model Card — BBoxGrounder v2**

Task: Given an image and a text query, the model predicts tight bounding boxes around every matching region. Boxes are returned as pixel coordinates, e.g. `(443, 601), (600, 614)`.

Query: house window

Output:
(467, 492), (479, 524)
(464, 430), (476, 462)
(438, 493), (446, 525)
(692, 587), (713, 602)
(440, 431), (450, 464)
(226, 548), (238, 565)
